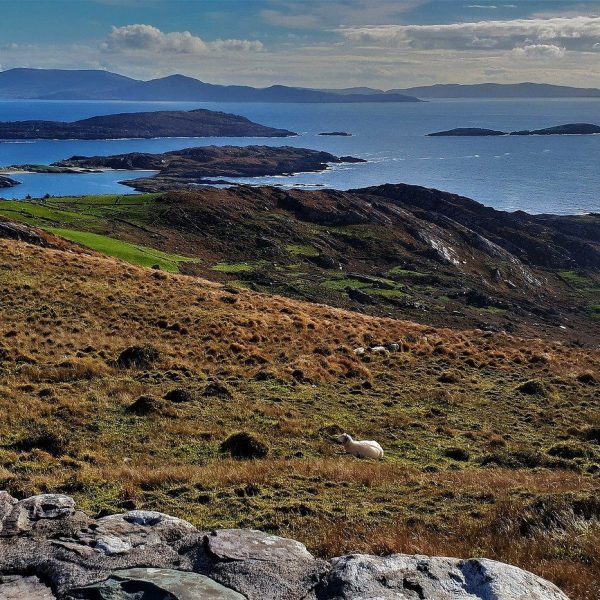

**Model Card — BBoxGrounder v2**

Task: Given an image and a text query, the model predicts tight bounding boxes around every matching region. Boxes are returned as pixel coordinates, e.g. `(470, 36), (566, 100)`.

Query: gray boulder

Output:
(194, 529), (328, 600)
(0, 574), (57, 599)
(0, 492), (571, 600)
(91, 510), (197, 556)
(318, 553), (570, 600)
(71, 567), (247, 599)
(0, 494), (76, 536)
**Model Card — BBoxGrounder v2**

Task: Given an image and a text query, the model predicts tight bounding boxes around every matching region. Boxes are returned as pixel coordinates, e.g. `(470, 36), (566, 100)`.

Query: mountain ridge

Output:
(320, 82), (600, 98)
(0, 68), (420, 103)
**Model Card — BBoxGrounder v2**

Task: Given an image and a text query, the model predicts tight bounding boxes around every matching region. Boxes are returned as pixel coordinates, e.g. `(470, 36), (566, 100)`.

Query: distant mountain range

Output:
(320, 82), (600, 99)
(2, 69), (599, 102)
(0, 68), (420, 103)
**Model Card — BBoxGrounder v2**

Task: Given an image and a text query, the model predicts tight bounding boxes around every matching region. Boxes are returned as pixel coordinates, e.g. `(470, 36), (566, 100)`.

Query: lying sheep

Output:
(336, 433), (384, 459)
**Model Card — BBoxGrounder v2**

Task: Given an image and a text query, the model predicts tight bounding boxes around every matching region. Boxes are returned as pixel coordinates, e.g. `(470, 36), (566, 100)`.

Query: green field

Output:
(0, 195), (196, 272)
(46, 227), (196, 272)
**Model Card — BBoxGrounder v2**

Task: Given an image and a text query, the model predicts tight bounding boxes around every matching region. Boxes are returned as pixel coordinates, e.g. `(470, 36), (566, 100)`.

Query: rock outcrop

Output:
(0, 175), (19, 188)
(0, 492), (570, 600)
(0, 218), (51, 246)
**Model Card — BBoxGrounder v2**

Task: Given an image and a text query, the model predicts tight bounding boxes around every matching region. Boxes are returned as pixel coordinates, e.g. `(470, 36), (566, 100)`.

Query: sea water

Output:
(0, 98), (599, 214)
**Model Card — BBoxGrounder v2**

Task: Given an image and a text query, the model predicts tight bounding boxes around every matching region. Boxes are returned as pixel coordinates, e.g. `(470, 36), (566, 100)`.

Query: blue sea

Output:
(1, 99), (599, 215)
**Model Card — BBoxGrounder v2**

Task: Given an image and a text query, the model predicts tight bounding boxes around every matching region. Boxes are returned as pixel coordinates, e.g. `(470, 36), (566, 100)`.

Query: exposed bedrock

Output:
(0, 492), (570, 600)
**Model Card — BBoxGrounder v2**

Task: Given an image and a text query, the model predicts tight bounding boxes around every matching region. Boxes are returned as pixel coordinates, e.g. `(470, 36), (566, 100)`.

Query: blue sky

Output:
(1, 1), (599, 87)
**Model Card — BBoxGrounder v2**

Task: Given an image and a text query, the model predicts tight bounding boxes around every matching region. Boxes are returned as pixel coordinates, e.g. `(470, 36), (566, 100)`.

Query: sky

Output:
(0, 0), (599, 89)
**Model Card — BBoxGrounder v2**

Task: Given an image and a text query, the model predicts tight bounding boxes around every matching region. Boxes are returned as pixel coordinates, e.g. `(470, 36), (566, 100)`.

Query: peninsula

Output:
(52, 145), (366, 191)
(0, 108), (296, 140)
(428, 123), (600, 136)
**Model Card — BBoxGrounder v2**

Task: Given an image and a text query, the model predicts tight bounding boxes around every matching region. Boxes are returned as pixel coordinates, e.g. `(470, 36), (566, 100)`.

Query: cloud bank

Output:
(102, 24), (263, 55)
(338, 16), (600, 54)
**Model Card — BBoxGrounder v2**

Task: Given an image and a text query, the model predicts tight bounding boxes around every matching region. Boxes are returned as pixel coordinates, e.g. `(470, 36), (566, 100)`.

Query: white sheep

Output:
(336, 433), (384, 459)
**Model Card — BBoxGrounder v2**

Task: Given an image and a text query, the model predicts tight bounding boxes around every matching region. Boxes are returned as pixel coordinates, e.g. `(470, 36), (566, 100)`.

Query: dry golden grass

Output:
(0, 238), (599, 598)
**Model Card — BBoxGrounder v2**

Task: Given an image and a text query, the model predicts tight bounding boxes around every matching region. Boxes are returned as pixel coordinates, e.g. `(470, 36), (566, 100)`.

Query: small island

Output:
(318, 131), (352, 136)
(511, 123), (600, 136)
(0, 108), (296, 140)
(428, 122), (600, 136)
(428, 127), (506, 137)
(50, 145), (366, 192)
(0, 175), (19, 188)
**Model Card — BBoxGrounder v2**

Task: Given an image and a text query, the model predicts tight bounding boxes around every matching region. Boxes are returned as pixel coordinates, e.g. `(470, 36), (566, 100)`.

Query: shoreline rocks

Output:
(0, 175), (19, 188)
(0, 492), (571, 600)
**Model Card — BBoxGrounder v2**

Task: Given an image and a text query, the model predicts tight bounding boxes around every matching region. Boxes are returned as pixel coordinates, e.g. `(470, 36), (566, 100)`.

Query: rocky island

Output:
(511, 123), (600, 135)
(51, 145), (366, 191)
(318, 131), (352, 136)
(0, 175), (19, 188)
(428, 123), (600, 136)
(0, 108), (296, 140)
(428, 127), (506, 136)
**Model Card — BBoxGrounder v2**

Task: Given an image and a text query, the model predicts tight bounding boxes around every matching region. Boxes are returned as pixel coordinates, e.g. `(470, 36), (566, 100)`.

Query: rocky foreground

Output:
(0, 492), (569, 600)
(0, 109), (295, 140)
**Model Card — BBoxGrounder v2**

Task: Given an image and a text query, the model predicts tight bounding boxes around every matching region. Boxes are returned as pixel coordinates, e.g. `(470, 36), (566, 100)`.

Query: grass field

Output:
(0, 194), (197, 272)
(45, 227), (196, 272)
(0, 236), (598, 599)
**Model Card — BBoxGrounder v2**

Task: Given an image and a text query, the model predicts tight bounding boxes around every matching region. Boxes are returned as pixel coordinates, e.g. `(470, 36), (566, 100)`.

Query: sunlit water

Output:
(1, 99), (599, 214)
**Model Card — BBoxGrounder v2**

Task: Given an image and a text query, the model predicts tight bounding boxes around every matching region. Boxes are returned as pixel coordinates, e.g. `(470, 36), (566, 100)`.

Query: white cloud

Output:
(102, 24), (263, 55)
(511, 44), (566, 58)
(466, 5), (498, 9)
(338, 16), (600, 52)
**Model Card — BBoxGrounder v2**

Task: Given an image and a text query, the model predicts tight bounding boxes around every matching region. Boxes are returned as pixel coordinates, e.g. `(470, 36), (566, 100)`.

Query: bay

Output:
(1, 98), (599, 214)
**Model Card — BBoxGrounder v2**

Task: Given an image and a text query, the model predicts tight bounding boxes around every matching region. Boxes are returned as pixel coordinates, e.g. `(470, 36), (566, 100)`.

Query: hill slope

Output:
(1, 184), (598, 343)
(0, 228), (598, 598)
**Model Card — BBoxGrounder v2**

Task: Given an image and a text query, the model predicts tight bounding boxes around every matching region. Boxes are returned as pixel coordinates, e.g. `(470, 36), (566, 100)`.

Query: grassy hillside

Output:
(0, 233), (598, 598)
(1, 188), (598, 345)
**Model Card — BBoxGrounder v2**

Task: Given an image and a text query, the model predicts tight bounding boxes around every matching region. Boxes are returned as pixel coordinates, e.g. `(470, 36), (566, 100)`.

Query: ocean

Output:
(1, 98), (599, 215)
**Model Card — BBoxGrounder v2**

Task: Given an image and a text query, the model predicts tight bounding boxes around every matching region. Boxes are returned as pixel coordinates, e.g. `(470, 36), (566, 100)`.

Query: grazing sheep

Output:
(336, 433), (384, 459)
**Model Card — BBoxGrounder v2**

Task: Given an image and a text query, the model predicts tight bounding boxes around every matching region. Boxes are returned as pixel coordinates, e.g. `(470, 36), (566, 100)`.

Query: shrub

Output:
(438, 371), (461, 384)
(516, 379), (549, 397)
(478, 450), (576, 471)
(220, 432), (269, 460)
(11, 428), (67, 457)
(126, 395), (164, 416)
(203, 380), (234, 399)
(547, 443), (589, 460)
(581, 427), (600, 445)
(443, 447), (470, 461)
(117, 345), (160, 369)
(164, 388), (193, 403)
(576, 372), (597, 385)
